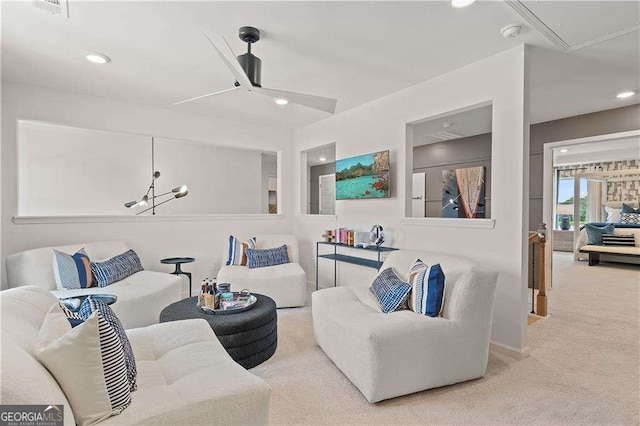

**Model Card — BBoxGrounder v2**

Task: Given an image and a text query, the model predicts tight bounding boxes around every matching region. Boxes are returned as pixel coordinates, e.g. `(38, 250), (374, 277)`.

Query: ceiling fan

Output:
(175, 26), (337, 114)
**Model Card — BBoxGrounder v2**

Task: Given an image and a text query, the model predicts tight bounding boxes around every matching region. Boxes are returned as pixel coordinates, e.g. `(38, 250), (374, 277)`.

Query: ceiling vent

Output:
(30, 0), (69, 18)
(424, 131), (464, 144)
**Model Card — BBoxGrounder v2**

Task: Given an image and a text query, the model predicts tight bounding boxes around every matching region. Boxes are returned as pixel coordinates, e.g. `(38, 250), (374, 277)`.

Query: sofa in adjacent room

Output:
(6, 241), (182, 329)
(312, 249), (499, 403)
(217, 234), (306, 308)
(0, 286), (271, 425)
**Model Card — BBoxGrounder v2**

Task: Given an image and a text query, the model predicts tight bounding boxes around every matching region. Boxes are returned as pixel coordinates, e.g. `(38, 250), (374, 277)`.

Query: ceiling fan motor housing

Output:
(236, 26), (262, 87)
(236, 52), (262, 87)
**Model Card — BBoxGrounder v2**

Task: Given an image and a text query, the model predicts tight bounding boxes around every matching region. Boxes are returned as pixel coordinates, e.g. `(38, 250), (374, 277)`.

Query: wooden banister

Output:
(528, 230), (547, 317)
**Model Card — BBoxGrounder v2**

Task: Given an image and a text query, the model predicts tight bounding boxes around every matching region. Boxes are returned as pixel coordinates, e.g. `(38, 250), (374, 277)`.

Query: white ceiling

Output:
(553, 136), (640, 166)
(2, 1), (639, 129)
(410, 104), (492, 147)
(305, 143), (336, 167)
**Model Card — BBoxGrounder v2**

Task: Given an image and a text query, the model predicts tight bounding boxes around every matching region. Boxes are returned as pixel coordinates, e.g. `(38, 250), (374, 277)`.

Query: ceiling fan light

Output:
(274, 98), (288, 105)
(86, 53), (111, 64)
(616, 90), (636, 99)
(451, 0), (476, 8)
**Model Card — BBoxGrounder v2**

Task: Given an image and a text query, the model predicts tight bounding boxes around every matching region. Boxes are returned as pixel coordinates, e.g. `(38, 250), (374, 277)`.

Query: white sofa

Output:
(217, 234), (306, 308)
(312, 250), (498, 403)
(6, 241), (181, 329)
(0, 286), (271, 425)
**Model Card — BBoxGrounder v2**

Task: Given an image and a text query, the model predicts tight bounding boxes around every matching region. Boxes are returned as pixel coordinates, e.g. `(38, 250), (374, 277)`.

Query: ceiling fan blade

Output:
(202, 29), (253, 89)
(174, 86), (239, 105)
(254, 87), (337, 114)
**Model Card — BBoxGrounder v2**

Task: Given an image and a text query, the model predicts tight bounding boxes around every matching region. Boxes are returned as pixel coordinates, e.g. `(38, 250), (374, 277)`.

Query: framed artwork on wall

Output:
(442, 166), (486, 218)
(335, 150), (390, 200)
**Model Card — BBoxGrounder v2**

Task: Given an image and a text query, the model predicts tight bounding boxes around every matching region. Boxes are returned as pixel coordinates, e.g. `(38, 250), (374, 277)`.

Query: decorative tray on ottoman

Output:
(198, 291), (257, 315)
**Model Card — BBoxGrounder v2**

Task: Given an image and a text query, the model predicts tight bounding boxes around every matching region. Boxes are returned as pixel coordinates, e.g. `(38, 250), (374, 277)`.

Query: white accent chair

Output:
(6, 241), (181, 329)
(0, 286), (271, 425)
(312, 250), (498, 403)
(216, 234), (306, 308)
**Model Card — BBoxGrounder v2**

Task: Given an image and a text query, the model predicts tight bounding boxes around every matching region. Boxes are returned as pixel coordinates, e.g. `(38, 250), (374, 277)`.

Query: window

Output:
(555, 173), (587, 230)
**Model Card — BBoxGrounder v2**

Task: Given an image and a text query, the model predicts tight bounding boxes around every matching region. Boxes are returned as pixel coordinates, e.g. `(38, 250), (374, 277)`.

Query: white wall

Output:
(293, 46), (530, 352)
(1, 82), (293, 289)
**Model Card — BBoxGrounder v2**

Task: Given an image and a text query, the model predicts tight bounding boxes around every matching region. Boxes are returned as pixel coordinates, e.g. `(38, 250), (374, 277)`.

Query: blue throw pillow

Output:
(585, 223), (615, 245)
(370, 268), (412, 314)
(407, 259), (446, 317)
(79, 296), (137, 392)
(621, 203), (640, 214)
(245, 245), (290, 269)
(91, 249), (143, 287)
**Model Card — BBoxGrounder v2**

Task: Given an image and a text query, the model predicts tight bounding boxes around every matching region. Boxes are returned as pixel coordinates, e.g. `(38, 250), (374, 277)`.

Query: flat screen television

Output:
(335, 150), (390, 200)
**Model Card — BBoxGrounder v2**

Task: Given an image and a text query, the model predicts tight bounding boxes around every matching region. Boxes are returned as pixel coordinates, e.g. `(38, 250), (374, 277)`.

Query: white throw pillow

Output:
(35, 304), (131, 426)
(605, 206), (622, 223)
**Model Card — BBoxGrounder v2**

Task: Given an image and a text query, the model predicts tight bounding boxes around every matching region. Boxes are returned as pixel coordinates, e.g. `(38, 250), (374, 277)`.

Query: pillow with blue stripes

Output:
(80, 296), (137, 392)
(226, 236), (257, 266)
(407, 259), (446, 317)
(90, 249), (143, 287)
(245, 244), (290, 269)
(53, 248), (94, 290)
(35, 303), (131, 425)
(370, 267), (411, 314)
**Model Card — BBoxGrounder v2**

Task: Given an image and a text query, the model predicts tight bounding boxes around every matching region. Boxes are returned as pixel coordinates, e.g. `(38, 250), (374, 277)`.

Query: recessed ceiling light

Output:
(274, 98), (288, 105)
(451, 0), (476, 8)
(559, 149), (569, 153)
(319, 157), (327, 162)
(616, 90), (636, 99)
(86, 53), (111, 64)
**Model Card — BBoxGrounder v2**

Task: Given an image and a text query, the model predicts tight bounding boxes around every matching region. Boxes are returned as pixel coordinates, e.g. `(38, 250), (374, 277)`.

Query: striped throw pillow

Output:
(602, 233), (636, 247)
(407, 259), (446, 317)
(620, 212), (640, 225)
(226, 236), (257, 266)
(370, 267), (411, 314)
(80, 297), (137, 392)
(53, 248), (94, 290)
(35, 303), (131, 425)
(245, 245), (290, 269)
(91, 249), (144, 288)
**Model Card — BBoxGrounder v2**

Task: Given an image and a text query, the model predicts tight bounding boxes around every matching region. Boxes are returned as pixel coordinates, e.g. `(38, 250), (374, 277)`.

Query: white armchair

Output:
(312, 249), (498, 403)
(217, 234), (306, 308)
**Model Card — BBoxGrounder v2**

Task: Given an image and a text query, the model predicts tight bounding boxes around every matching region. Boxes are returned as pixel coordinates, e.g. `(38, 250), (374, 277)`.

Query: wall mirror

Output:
(406, 104), (492, 219)
(301, 143), (336, 215)
(17, 120), (279, 217)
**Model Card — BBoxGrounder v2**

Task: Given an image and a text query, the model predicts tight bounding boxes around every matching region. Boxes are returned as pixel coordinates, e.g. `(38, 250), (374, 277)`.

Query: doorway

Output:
(319, 174), (336, 215)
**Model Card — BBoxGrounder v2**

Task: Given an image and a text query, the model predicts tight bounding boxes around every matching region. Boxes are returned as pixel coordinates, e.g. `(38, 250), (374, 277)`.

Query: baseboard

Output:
(489, 341), (530, 360)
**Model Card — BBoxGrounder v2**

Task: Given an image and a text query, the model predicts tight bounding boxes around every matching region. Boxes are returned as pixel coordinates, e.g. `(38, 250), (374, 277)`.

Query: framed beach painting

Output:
(335, 150), (390, 200)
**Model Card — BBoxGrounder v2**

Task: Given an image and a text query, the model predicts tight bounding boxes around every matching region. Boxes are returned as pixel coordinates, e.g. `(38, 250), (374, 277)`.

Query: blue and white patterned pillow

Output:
(91, 249), (143, 287)
(53, 248), (94, 290)
(36, 304), (131, 424)
(370, 268), (411, 314)
(226, 236), (257, 266)
(407, 259), (446, 317)
(245, 245), (290, 269)
(80, 296), (137, 392)
(620, 212), (640, 225)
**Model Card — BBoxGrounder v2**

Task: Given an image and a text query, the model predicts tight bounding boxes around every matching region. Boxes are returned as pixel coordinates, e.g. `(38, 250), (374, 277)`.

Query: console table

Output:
(316, 242), (398, 290)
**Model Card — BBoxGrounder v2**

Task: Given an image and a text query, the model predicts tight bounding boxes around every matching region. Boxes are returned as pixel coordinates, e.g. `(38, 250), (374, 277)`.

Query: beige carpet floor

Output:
(251, 253), (639, 425)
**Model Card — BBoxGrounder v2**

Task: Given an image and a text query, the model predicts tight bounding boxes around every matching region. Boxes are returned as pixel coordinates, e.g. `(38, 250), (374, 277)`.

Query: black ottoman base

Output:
(159, 294), (278, 369)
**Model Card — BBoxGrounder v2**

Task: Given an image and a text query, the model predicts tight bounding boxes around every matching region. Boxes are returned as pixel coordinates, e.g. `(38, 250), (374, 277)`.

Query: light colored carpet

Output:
(251, 252), (639, 425)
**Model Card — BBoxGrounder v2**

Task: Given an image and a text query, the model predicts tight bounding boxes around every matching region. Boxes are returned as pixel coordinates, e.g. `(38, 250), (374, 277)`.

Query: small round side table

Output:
(161, 257), (195, 297)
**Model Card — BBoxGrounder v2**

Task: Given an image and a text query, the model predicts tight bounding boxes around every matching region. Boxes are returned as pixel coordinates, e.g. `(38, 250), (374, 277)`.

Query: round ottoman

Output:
(159, 294), (277, 369)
